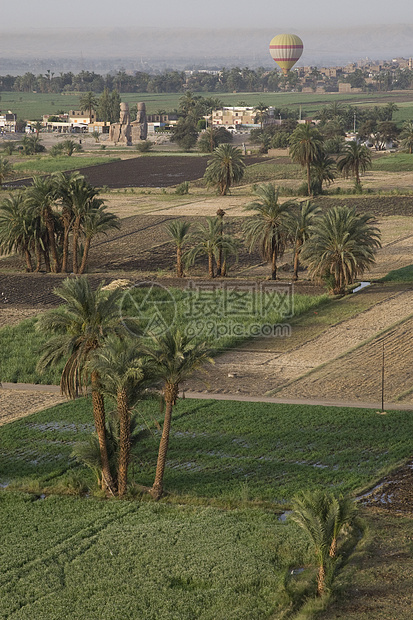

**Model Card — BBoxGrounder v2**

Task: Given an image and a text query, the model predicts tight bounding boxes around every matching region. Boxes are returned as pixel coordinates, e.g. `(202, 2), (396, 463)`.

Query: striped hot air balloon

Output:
(269, 34), (303, 75)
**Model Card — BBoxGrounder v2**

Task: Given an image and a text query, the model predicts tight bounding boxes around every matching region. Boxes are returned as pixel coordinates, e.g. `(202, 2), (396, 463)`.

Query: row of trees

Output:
(3, 65), (413, 94)
(166, 183), (381, 294)
(0, 173), (119, 274)
(37, 277), (212, 499)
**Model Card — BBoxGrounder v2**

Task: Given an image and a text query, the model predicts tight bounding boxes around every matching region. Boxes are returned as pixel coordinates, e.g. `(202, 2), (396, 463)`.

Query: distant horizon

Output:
(0, 24), (412, 75)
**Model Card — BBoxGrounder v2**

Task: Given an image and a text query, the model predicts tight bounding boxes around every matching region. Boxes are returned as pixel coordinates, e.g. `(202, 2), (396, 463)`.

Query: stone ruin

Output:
(109, 101), (147, 145)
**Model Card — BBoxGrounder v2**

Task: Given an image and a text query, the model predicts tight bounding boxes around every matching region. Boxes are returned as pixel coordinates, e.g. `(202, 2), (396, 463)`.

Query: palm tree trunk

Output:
(44, 210), (60, 273)
(24, 248), (33, 272)
(317, 564), (326, 597)
(91, 371), (115, 494)
(177, 247), (183, 278)
(34, 243), (41, 271)
(293, 240), (302, 280)
(151, 382), (179, 500)
(117, 388), (130, 498)
(208, 251), (215, 278)
(78, 237), (91, 275)
(43, 249), (51, 273)
(72, 215), (81, 273)
(61, 210), (71, 272)
(307, 162), (312, 196)
(271, 238), (278, 280)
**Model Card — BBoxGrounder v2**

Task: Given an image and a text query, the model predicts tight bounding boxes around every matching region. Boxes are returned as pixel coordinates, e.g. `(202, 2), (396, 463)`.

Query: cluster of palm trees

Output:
(0, 173), (119, 274)
(166, 183), (381, 293)
(289, 124), (373, 195)
(37, 277), (212, 499)
(166, 214), (239, 280)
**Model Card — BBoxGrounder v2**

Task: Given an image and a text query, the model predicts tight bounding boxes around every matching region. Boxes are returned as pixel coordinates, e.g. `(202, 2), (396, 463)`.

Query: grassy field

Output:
(1, 396), (412, 502)
(0, 492), (313, 620)
(12, 155), (121, 175)
(0, 289), (326, 385)
(2, 90), (413, 121)
(372, 153), (413, 172)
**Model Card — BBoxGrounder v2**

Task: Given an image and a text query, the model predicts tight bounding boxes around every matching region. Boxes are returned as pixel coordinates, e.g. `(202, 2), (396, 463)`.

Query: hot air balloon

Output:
(269, 34), (303, 75)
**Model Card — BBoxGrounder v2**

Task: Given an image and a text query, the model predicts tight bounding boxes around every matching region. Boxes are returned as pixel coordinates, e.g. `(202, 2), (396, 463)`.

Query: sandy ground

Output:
(0, 388), (64, 427)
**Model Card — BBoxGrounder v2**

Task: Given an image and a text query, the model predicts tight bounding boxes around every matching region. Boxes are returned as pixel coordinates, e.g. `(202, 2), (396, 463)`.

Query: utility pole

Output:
(381, 339), (385, 412)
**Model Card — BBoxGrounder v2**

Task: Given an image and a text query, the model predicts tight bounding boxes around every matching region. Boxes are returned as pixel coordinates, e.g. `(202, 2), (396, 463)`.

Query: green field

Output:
(2, 90), (413, 121)
(372, 153), (413, 172)
(0, 492), (313, 620)
(12, 155), (120, 175)
(1, 396), (411, 502)
(0, 289), (326, 385)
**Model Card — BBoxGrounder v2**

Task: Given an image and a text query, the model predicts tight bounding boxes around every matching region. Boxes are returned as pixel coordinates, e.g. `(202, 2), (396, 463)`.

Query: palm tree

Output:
(0, 157), (12, 186)
(254, 102), (269, 130)
(337, 141), (372, 187)
(310, 153), (337, 195)
(90, 336), (149, 497)
(52, 171), (82, 273)
(400, 120), (413, 154)
(300, 206), (381, 295)
(243, 184), (293, 280)
(0, 193), (34, 271)
(289, 124), (324, 196)
(78, 204), (120, 274)
(36, 277), (125, 493)
(68, 176), (101, 273)
(285, 200), (322, 280)
(203, 144), (245, 196)
(26, 176), (61, 272)
(79, 91), (98, 123)
(165, 220), (191, 278)
(186, 216), (238, 278)
(291, 490), (357, 596)
(197, 127), (232, 153)
(143, 328), (213, 499)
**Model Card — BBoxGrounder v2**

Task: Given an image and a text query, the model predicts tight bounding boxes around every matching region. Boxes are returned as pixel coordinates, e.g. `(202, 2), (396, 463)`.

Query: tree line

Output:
(0, 173), (119, 274)
(166, 179), (381, 295)
(2, 65), (413, 95)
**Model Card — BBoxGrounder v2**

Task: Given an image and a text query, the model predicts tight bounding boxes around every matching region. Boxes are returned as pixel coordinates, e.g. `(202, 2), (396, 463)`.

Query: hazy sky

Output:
(2, 0), (412, 30)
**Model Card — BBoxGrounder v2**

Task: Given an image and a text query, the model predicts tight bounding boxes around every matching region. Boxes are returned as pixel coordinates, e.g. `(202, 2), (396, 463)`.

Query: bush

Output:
(175, 181), (190, 195)
(135, 140), (153, 153)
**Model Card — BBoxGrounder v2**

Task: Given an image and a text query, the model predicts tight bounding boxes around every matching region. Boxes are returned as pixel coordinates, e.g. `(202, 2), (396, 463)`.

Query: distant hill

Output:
(0, 24), (412, 74)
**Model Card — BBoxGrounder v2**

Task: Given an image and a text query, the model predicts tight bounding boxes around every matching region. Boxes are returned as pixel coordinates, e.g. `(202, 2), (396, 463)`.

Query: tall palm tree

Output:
(143, 328), (213, 500)
(78, 204), (120, 274)
(285, 200), (322, 280)
(291, 490), (357, 596)
(300, 206), (381, 295)
(79, 91), (98, 123)
(36, 277), (125, 493)
(254, 102), (269, 130)
(165, 220), (191, 277)
(203, 144), (245, 196)
(52, 171), (83, 273)
(243, 184), (293, 280)
(68, 176), (101, 273)
(26, 176), (60, 272)
(90, 336), (149, 497)
(337, 141), (372, 187)
(400, 120), (413, 154)
(309, 153), (337, 196)
(0, 193), (34, 271)
(0, 157), (12, 186)
(186, 216), (237, 278)
(289, 124), (324, 196)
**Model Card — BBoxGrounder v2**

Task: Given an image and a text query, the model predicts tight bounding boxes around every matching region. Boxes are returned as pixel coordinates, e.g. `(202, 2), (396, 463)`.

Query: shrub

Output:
(175, 181), (190, 195)
(135, 140), (153, 153)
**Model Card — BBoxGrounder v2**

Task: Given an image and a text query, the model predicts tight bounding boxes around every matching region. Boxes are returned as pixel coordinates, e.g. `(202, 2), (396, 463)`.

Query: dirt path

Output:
(186, 284), (413, 401)
(0, 386), (64, 427)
